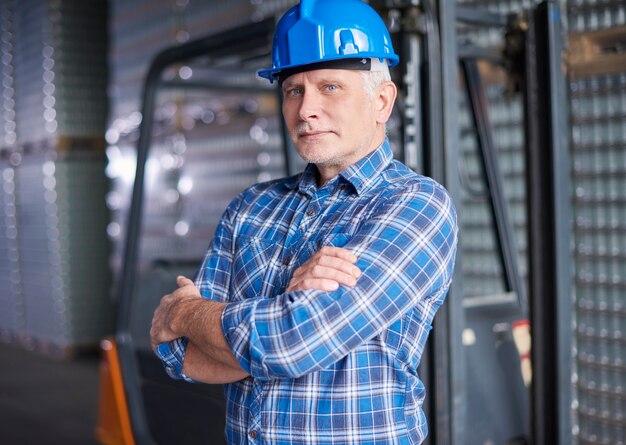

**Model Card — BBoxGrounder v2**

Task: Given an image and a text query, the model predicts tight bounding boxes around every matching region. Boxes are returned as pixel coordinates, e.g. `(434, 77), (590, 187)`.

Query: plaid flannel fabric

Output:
(156, 140), (458, 444)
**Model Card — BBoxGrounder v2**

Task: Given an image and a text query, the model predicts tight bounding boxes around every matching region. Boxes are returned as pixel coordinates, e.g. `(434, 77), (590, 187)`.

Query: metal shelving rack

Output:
(0, 0), (111, 356)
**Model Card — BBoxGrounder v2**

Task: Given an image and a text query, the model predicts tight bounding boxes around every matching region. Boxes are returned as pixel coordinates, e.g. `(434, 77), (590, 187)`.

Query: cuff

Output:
(155, 337), (196, 383)
(221, 298), (261, 377)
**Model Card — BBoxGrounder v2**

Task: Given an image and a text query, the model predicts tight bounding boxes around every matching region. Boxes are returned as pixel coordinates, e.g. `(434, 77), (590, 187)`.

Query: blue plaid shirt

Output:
(156, 140), (458, 444)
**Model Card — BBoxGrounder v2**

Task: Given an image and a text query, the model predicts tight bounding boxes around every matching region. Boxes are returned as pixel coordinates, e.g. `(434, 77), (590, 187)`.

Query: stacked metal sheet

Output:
(568, 0), (626, 32)
(14, 148), (112, 353)
(0, 0), (21, 342)
(13, 0), (49, 145)
(0, 156), (22, 343)
(0, 0), (16, 148)
(566, 2), (626, 444)
(0, 0), (111, 356)
(571, 71), (626, 445)
(16, 149), (68, 349)
(52, 151), (113, 348)
(13, 0), (107, 144)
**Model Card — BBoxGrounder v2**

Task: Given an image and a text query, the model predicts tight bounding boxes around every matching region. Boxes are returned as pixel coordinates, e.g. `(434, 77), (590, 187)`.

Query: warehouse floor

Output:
(0, 342), (101, 445)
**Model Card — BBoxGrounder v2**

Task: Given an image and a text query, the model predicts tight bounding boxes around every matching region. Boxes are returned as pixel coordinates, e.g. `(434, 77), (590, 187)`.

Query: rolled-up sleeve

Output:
(221, 182), (458, 380)
(155, 338), (195, 382)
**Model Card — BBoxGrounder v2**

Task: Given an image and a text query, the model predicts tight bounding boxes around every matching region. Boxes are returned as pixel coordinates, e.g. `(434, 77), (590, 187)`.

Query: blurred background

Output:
(0, 0), (625, 444)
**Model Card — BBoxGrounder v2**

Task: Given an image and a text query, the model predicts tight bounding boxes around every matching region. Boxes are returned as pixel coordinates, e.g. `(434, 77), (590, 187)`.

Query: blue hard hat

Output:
(258, 0), (399, 83)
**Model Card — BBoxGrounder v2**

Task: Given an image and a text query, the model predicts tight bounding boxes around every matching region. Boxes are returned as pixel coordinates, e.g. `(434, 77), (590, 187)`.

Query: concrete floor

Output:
(0, 342), (101, 445)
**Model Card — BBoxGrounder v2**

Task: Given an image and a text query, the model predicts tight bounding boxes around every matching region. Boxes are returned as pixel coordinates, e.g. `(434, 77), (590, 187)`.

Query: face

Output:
(281, 69), (394, 184)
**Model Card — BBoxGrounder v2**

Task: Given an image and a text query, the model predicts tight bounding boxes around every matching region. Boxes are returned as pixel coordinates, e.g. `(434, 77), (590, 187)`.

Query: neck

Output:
(315, 135), (385, 187)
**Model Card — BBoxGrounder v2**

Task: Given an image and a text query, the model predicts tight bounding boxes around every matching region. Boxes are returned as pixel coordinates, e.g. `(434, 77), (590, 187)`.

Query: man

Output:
(150, 0), (458, 443)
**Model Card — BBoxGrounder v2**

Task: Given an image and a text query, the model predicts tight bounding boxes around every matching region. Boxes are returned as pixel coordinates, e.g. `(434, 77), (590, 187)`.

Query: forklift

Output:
(95, 2), (571, 444)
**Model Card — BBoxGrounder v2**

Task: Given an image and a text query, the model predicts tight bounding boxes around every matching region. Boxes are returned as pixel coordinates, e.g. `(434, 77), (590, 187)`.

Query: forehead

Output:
(281, 68), (363, 87)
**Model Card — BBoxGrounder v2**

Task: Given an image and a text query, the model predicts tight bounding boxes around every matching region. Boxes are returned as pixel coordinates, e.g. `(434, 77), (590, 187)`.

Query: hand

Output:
(287, 246), (361, 292)
(150, 275), (201, 352)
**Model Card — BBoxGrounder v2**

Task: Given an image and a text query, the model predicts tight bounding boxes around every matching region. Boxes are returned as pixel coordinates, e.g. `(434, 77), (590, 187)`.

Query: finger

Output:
(307, 263), (358, 285)
(149, 324), (161, 349)
(150, 310), (164, 339)
(287, 278), (340, 292)
(292, 253), (360, 280)
(290, 265), (359, 289)
(287, 263), (360, 292)
(150, 319), (175, 346)
(312, 254), (361, 278)
(317, 246), (358, 263)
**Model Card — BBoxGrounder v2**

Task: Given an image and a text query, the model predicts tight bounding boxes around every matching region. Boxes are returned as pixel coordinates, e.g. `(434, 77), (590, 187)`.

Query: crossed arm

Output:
(150, 247), (362, 384)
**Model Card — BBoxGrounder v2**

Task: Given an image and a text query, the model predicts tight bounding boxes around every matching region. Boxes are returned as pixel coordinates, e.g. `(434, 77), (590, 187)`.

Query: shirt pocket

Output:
(231, 236), (282, 300)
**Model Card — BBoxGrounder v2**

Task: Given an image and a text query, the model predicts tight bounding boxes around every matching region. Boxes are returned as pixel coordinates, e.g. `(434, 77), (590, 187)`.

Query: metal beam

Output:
(433, 1), (466, 444)
(522, 3), (572, 444)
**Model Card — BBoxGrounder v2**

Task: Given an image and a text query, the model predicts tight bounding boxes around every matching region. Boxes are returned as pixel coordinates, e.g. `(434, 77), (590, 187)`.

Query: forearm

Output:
(152, 275), (249, 381)
(182, 341), (249, 384)
(174, 297), (244, 372)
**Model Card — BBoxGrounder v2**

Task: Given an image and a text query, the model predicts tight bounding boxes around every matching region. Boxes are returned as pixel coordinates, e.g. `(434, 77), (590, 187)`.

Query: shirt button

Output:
(249, 430), (258, 439)
(307, 208), (315, 217)
(282, 257), (290, 265)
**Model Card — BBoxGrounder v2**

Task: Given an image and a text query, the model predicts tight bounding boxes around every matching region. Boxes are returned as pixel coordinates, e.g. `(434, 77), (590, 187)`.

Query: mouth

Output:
(298, 130), (332, 139)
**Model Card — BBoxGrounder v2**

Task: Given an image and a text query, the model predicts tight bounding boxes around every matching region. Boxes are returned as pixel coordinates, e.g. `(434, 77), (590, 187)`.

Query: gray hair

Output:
(360, 69), (393, 135)
(360, 69), (392, 98)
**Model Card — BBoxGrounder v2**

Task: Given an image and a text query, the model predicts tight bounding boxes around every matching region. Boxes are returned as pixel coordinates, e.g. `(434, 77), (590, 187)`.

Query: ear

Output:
(374, 81), (397, 125)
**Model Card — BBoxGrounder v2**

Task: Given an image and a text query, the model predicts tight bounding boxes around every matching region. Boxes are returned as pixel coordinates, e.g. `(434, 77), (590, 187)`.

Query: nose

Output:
(297, 89), (321, 121)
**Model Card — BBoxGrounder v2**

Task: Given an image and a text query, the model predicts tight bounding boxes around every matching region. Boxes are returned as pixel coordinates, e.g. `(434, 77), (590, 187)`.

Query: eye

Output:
(324, 84), (338, 92)
(285, 87), (303, 96)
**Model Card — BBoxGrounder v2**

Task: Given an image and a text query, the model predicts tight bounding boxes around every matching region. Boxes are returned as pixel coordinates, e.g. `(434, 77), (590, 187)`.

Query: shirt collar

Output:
(339, 139), (393, 195)
(287, 139), (394, 197)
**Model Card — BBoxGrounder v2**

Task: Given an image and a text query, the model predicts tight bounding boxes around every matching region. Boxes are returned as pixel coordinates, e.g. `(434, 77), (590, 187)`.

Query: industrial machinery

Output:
(97, 2), (574, 444)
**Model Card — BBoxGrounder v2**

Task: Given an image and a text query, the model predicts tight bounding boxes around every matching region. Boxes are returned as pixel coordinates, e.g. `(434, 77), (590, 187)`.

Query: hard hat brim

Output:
(258, 54), (399, 83)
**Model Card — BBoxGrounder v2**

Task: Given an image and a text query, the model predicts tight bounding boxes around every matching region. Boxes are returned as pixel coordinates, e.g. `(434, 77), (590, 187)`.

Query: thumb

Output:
(177, 275), (194, 287)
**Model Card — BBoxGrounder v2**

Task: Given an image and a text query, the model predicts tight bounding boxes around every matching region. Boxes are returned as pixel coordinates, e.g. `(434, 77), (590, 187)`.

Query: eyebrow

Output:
(282, 76), (347, 90)
(281, 80), (300, 90)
